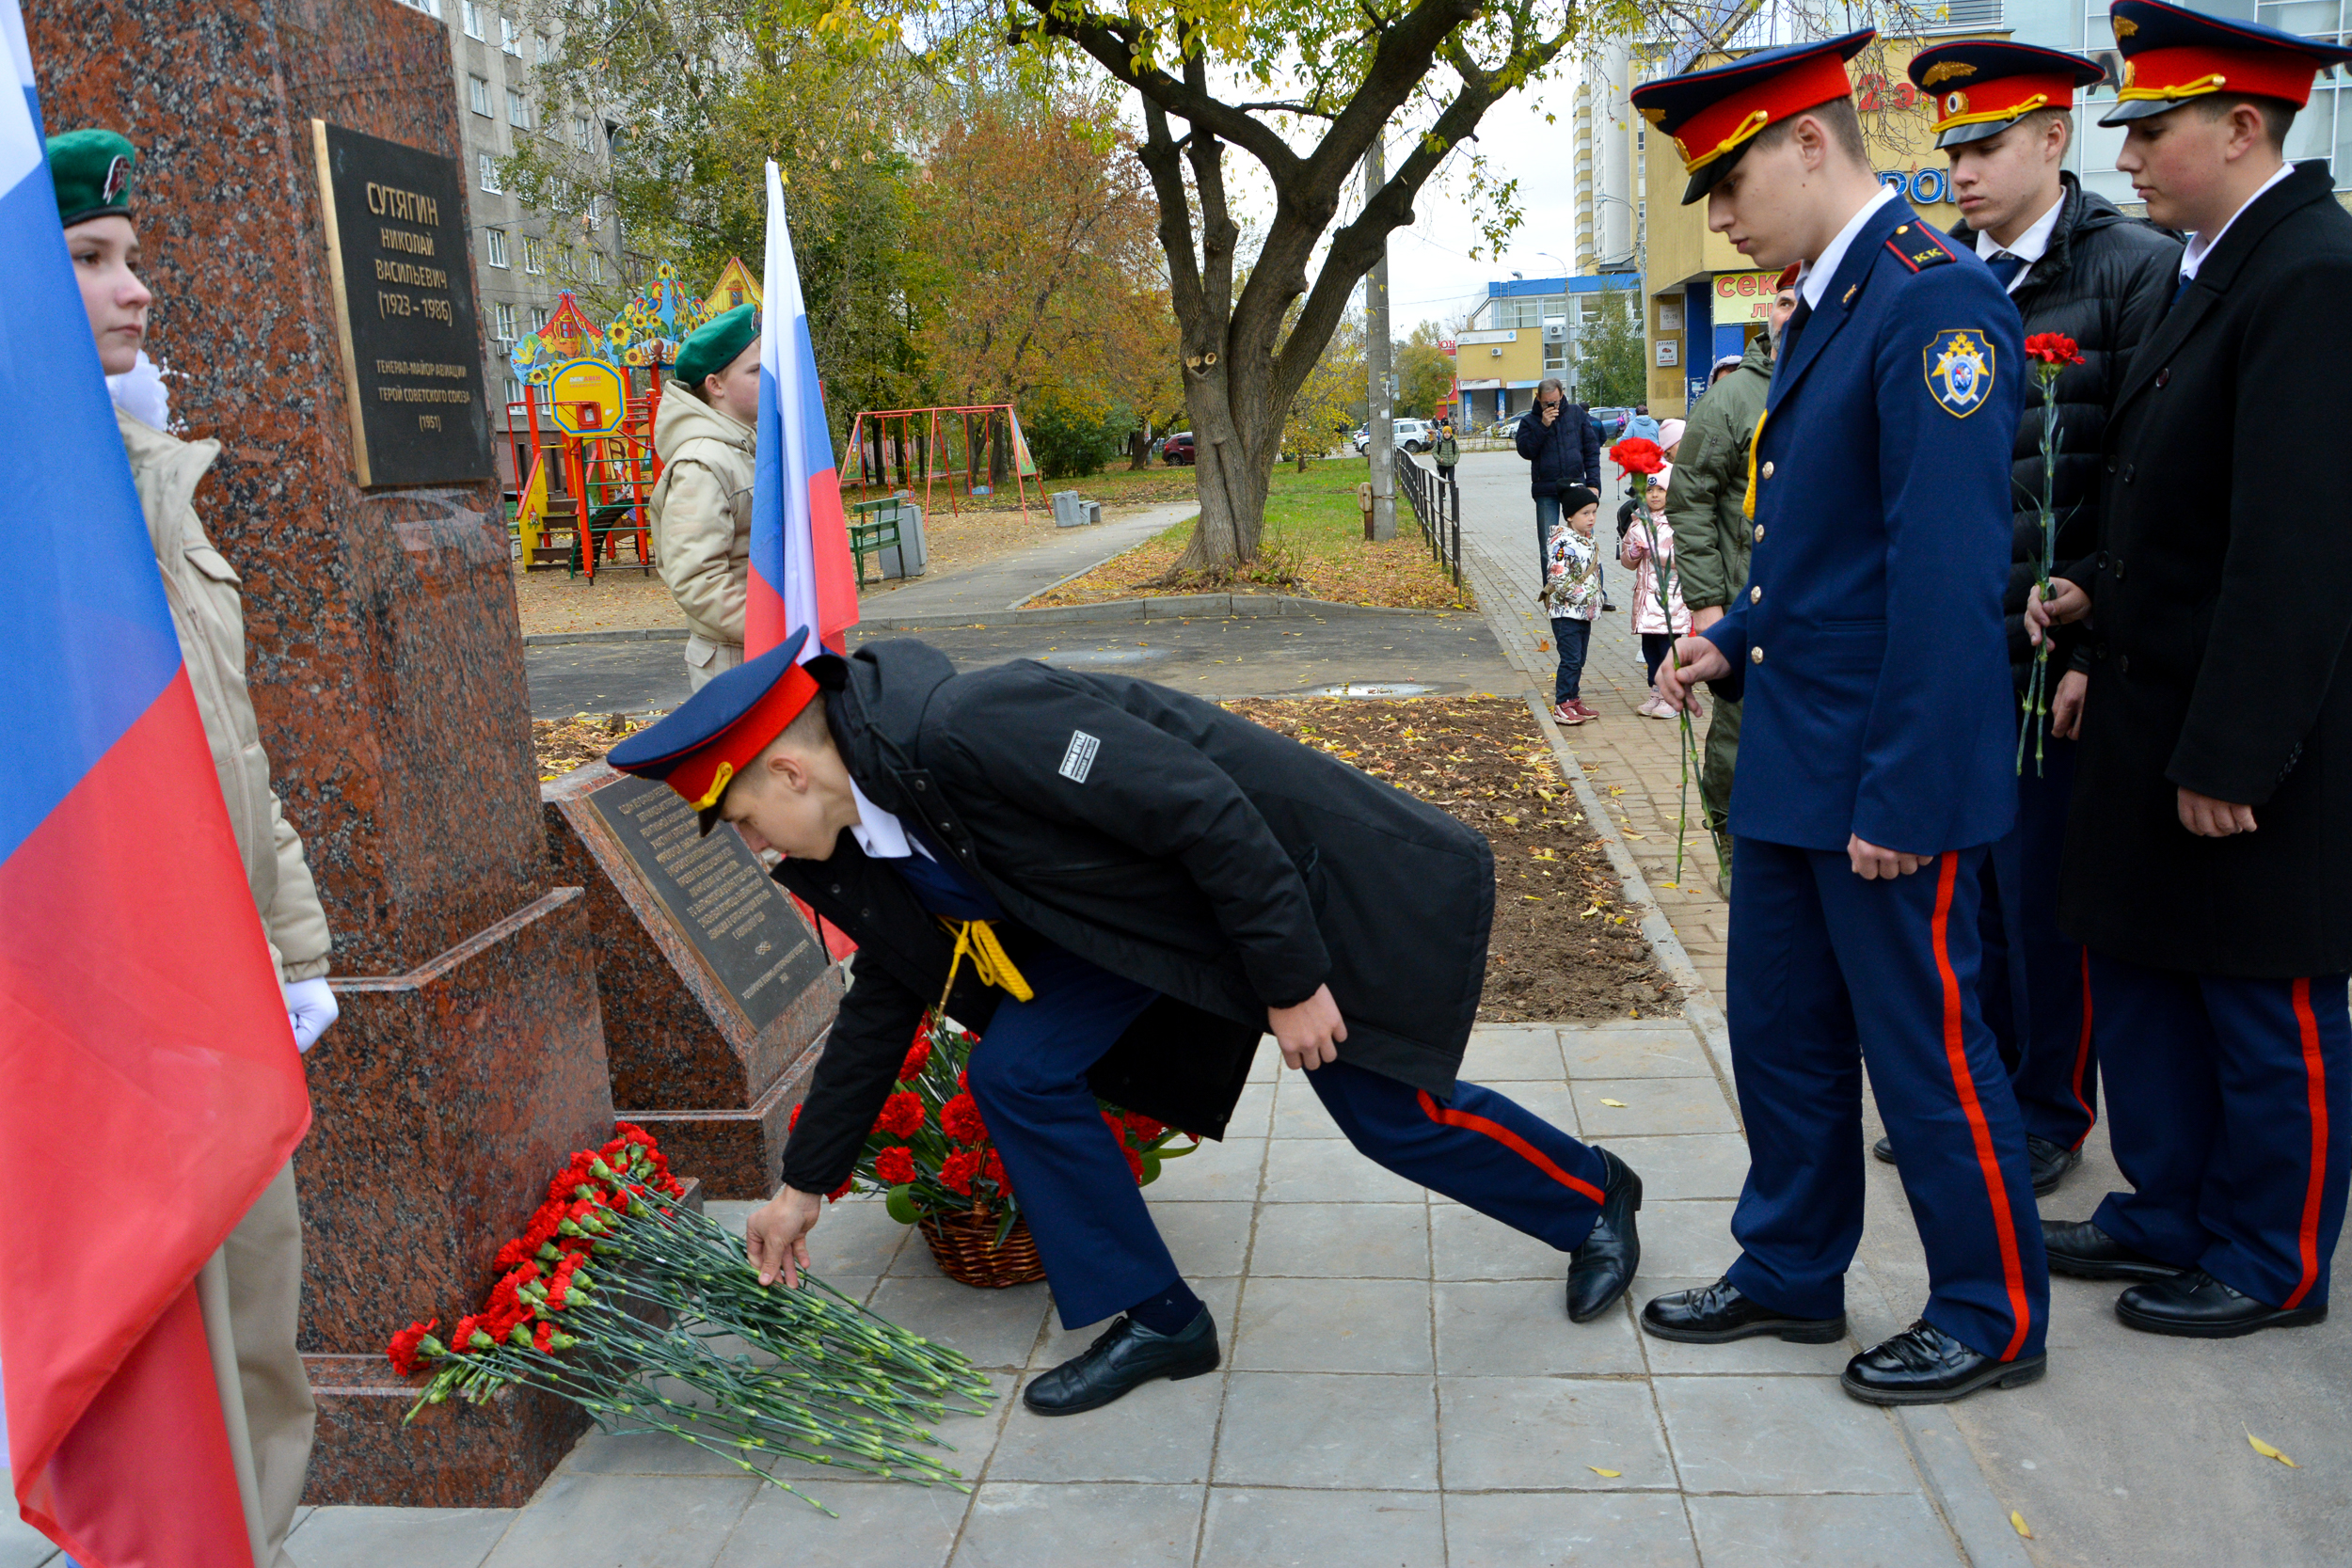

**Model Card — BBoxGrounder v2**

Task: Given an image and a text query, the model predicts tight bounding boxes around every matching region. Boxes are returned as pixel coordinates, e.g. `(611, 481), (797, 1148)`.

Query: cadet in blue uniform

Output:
(1633, 34), (2050, 1405)
(606, 634), (1646, 1417)
(2030, 0), (2352, 1338)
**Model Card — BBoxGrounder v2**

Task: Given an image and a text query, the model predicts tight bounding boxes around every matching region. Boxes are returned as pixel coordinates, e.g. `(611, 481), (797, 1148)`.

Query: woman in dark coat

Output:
(610, 637), (1645, 1417)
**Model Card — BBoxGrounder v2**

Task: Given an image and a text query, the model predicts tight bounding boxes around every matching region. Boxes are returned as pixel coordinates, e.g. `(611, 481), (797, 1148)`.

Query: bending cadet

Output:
(1640, 35), (2051, 1405)
(609, 635), (1645, 1415)
(650, 305), (760, 690)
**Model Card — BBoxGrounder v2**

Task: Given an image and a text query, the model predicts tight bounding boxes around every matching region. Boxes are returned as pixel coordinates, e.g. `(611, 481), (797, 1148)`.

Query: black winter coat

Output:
(1948, 174), (2180, 689)
(1514, 401), (1601, 496)
(772, 641), (1496, 1193)
(2058, 162), (2352, 977)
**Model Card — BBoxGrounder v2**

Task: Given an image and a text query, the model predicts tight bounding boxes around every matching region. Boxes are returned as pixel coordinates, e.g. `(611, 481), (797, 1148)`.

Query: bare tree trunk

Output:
(1127, 424), (1152, 470)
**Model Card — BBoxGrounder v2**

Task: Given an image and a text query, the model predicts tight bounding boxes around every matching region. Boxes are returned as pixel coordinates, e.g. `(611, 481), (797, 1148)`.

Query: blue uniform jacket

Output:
(1701, 198), (2022, 855)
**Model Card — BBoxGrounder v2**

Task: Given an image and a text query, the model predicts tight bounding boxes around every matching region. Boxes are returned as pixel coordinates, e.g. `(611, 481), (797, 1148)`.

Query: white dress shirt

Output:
(1797, 183), (1900, 309)
(1975, 191), (2066, 293)
(2180, 161), (2295, 283)
(848, 776), (934, 862)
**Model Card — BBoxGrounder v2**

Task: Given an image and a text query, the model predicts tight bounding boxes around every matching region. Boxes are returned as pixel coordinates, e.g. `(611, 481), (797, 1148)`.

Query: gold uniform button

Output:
(1754, 524), (1766, 542)
(1750, 585), (1762, 604)
(1761, 461), (1775, 479)
(1751, 645), (1765, 664)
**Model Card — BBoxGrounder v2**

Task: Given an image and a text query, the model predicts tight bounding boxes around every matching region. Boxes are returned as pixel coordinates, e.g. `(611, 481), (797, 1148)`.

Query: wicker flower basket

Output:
(917, 1209), (1046, 1289)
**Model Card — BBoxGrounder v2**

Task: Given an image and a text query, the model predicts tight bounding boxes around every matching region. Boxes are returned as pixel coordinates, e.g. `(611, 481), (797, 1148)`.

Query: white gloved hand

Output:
(284, 976), (340, 1053)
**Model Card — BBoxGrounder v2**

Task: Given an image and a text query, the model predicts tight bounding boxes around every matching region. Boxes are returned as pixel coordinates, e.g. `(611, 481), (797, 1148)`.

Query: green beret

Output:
(49, 128), (137, 229)
(675, 303), (759, 388)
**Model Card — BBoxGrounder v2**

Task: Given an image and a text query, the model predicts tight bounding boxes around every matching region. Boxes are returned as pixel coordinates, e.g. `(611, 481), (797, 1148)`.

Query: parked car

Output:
(1495, 411), (1531, 441)
(1351, 426), (1368, 453)
(1589, 406), (1635, 441)
(1161, 431), (1196, 466)
(1392, 418), (1434, 453)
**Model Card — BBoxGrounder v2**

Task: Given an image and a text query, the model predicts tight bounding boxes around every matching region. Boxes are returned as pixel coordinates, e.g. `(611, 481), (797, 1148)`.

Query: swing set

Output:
(840, 404), (1040, 525)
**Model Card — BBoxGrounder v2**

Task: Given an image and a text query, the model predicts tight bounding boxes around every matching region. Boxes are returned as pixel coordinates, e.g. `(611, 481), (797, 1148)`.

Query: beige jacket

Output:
(648, 389), (753, 664)
(119, 406), (332, 983)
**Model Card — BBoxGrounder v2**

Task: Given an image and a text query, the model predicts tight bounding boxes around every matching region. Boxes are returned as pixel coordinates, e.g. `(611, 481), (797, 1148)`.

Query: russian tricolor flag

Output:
(0, 6), (311, 1561)
(747, 158), (859, 661)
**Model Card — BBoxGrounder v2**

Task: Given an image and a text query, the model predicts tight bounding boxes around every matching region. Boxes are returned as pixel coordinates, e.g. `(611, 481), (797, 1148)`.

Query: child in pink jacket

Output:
(1620, 467), (1694, 720)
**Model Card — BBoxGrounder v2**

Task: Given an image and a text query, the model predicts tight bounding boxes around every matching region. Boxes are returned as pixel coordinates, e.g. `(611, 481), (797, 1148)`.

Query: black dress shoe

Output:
(1566, 1147), (1643, 1323)
(1871, 1135), (1895, 1165)
(1842, 1320), (2045, 1405)
(2117, 1271), (2328, 1338)
(2043, 1219), (2185, 1282)
(2025, 1135), (2081, 1196)
(1022, 1308), (1220, 1417)
(1641, 1278), (1847, 1344)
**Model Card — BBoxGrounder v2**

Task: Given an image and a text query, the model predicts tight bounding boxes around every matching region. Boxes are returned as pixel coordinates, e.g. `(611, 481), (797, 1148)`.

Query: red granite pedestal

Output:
(544, 762), (844, 1198)
(28, 0), (621, 1509)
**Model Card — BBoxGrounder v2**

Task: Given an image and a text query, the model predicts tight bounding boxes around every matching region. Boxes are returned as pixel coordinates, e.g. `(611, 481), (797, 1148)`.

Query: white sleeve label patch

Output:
(1058, 730), (1101, 784)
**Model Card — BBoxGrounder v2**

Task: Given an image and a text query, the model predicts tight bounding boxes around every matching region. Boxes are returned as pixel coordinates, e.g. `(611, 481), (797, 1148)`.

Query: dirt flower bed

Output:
(1225, 697), (1671, 1022)
(533, 713), (649, 781)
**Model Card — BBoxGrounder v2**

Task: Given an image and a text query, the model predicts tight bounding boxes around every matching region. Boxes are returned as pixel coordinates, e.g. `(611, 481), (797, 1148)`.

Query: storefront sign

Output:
(309, 119), (496, 487)
(1712, 269), (1790, 324)
(1879, 166), (1950, 206)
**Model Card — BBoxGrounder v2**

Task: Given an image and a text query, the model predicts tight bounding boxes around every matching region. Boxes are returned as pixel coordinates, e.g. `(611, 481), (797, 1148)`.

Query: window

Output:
(493, 302), (517, 345)
(461, 0), (483, 39)
(478, 151), (501, 193)
(485, 228), (510, 268)
(531, 305), (551, 330)
(523, 236), (547, 275)
(506, 374), (525, 408)
(587, 250), (605, 285)
(468, 75), (490, 116)
(506, 88), (529, 129)
(501, 16), (522, 54)
(398, 0), (443, 17)
(573, 115), (594, 152)
(535, 33), (551, 63)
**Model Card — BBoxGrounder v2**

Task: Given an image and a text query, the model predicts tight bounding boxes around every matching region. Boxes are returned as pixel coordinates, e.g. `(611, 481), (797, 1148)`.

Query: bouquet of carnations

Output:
(388, 1124), (993, 1512)
(834, 1009), (1200, 1283)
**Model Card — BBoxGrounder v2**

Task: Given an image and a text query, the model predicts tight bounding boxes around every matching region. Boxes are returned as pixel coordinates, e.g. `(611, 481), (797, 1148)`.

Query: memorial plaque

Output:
(310, 119), (497, 487)
(543, 761), (843, 1197)
(587, 772), (830, 1033)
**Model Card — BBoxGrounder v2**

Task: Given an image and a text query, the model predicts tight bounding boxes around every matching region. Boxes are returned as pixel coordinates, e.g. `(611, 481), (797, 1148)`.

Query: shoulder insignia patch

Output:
(1885, 230), (1958, 273)
(1923, 329), (1995, 418)
(1058, 729), (1101, 783)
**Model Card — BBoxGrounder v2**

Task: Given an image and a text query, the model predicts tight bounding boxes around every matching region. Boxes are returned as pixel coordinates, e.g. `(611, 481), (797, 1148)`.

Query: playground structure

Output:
(841, 404), (1041, 527)
(506, 261), (735, 581)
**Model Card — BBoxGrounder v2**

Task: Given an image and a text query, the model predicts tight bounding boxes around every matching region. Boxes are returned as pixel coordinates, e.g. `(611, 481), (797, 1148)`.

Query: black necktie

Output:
(1781, 295), (1813, 357)
(1986, 253), (2026, 289)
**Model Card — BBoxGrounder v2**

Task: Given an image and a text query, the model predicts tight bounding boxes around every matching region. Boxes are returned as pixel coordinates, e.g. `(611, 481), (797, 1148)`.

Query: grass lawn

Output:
(1030, 455), (1472, 611)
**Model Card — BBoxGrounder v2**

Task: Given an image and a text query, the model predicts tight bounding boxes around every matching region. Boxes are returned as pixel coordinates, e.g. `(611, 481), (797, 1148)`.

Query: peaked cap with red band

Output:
(1629, 30), (1873, 205)
(607, 628), (821, 834)
(1907, 40), (2107, 149)
(2100, 0), (2352, 125)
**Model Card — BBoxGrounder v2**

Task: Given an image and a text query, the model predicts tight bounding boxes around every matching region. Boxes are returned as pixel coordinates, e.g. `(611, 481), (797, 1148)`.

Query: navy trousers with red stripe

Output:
(1724, 839), (2048, 1361)
(2087, 955), (2350, 1310)
(1978, 731), (2098, 1149)
(968, 944), (1607, 1329)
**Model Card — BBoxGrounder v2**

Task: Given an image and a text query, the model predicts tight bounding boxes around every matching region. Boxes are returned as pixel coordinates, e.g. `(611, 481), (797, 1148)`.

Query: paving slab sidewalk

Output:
(262, 1019), (2017, 1568)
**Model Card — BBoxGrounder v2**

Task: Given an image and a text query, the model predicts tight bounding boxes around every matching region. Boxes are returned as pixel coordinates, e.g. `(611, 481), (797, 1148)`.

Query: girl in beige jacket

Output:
(652, 304), (761, 690)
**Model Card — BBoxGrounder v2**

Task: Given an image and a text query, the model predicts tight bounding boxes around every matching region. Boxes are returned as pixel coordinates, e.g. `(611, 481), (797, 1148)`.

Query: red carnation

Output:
(873, 1145), (918, 1185)
(899, 1035), (932, 1083)
(451, 1314), (485, 1353)
(875, 1091), (926, 1140)
(826, 1175), (854, 1201)
(788, 1101), (802, 1132)
(387, 1317), (439, 1377)
(940, 1093), (989, 1145)
(533, 1320), (555, 1354)
(981, 1151), (1011, 1193)
(1121, 1112), (1166, 1145)
(1610, 436), (1665, 475)
(1121, 1144), (1146, 1182)
(939, 1148), (984, 1196)
(2023, 331), (2084, 367)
